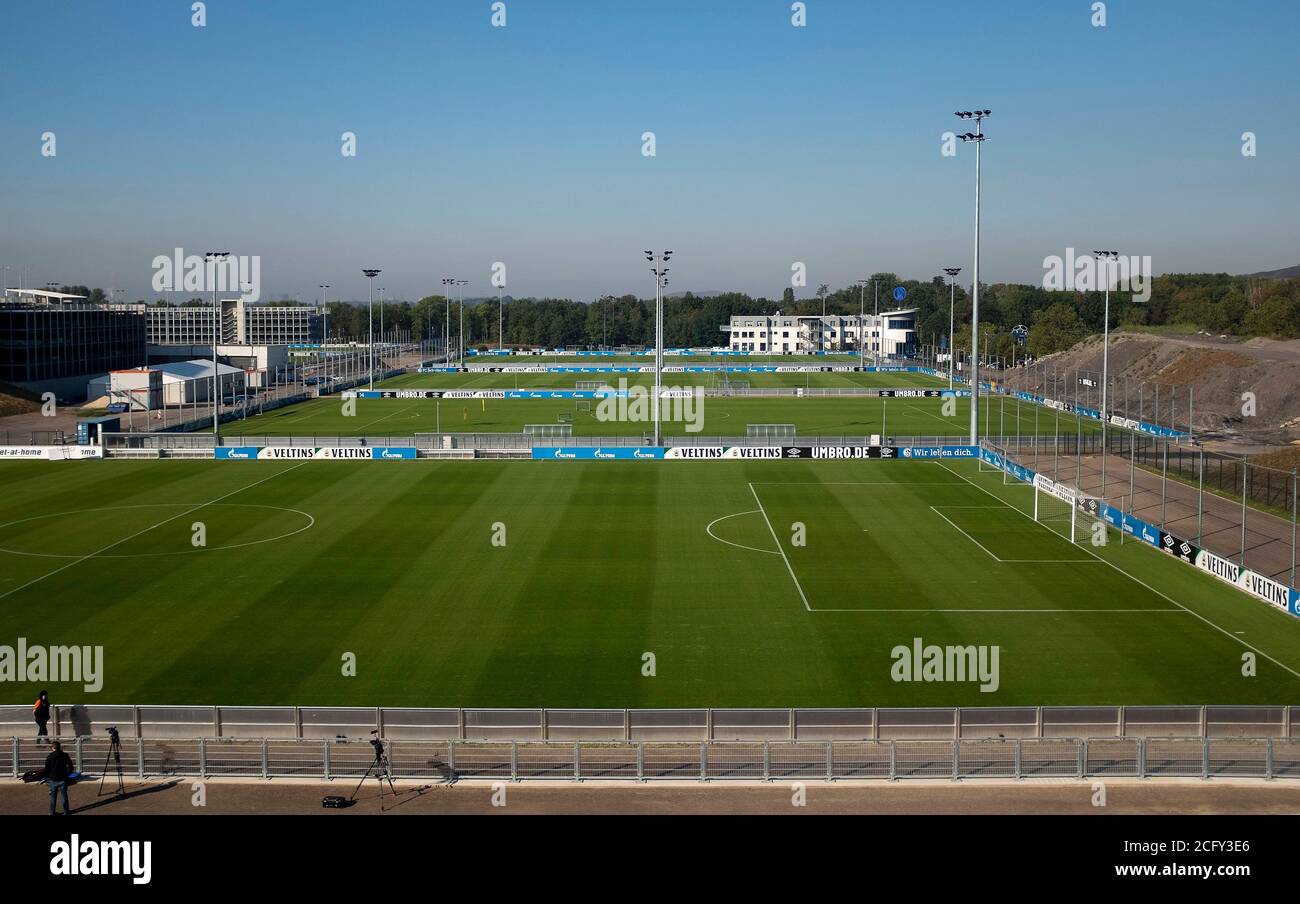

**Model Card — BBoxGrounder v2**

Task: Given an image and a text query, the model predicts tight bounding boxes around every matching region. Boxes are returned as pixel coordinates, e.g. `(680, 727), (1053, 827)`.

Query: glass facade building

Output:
(0, 302), (146, 383)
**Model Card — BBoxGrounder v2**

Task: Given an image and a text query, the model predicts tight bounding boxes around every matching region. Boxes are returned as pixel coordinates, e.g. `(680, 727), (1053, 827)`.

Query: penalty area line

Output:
(748, 482), (811, 612)
(933, 460), (1300, 683)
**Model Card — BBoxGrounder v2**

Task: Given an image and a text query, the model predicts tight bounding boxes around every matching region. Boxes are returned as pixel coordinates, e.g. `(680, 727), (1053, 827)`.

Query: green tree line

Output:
(116, 272), (1300, 354)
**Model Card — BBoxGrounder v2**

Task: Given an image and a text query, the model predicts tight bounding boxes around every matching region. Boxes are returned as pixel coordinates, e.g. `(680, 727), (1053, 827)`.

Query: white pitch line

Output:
(813, 608), (1188, 613)
(933, 460), (1300, 683)
(930, 506), (1003, 561)
(705, 510), (780, 556)
(748, 482), (959, 486)
(357, 403), (417, 432)
(748, 482), (811, 612)
(0, 462), (309, 601)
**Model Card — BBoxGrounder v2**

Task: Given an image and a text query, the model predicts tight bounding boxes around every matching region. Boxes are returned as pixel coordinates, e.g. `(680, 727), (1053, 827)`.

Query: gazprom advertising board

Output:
(215, 447), (417, 460)
(532, 447), (666, 460)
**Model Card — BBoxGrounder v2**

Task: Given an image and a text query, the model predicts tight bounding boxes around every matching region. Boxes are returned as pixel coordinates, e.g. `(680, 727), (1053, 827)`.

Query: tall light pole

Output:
(956, 109), (990, 444)
(872, 280), (881, 362)
(498, 282), (505, 351)
(204, 251), (230, 438)
(1093, 250), (1119, 498)
(362, 269), (381, 389)
(456, 279), (469, 365)
(816, 284), (829, 353)
(943, 268), (962, 389)
(441, 278), (456, 366)
(319, 284), (330, 346)
(645, 251), (673, 445)
(855, 279), (870, 368)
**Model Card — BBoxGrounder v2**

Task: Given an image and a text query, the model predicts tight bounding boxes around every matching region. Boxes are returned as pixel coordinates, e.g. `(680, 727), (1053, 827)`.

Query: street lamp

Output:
(362, 269), (381, 389)
(942, 268), (962, 389)
(956, 109), (990, 445)
(204, 251), (230, 438)
(645, 251), (673, 446)
(1093, 250), (1120, 498)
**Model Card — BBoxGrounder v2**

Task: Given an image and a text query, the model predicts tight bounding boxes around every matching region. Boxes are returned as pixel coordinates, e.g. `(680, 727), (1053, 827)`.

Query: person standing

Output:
(33, 690), (50, 738)
(45, 741), (73, 816)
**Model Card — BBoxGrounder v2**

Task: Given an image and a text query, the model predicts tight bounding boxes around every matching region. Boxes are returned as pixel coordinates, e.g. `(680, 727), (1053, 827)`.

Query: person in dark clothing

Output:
(33, 691), (50, 738)
(45, 741), (73, 816)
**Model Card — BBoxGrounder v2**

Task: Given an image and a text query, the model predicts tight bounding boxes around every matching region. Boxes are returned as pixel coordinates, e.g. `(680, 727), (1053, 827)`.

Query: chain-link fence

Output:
(996, 427), (1298, 585)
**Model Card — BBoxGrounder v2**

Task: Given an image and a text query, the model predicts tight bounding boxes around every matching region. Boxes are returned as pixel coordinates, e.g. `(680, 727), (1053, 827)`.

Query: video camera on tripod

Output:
(99, 725), (125, 797)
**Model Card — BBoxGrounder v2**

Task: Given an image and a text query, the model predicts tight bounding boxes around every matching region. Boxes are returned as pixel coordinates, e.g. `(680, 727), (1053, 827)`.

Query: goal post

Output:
(746, 423), (795, 440)
(524, 424), (573, 438)
(1033, 473), (1079, 544)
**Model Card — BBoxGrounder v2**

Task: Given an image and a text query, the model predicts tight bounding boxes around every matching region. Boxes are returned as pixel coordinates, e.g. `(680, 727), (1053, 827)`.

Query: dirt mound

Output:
(1026, 331), (1300, 449)
(0, 381), (43, 417)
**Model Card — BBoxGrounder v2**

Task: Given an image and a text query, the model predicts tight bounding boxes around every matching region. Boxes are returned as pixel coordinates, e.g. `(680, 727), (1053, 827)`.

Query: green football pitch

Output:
(227, 376), (1099, 439)
(2, 457), (1297, 708)
(377, 369), (951, 390)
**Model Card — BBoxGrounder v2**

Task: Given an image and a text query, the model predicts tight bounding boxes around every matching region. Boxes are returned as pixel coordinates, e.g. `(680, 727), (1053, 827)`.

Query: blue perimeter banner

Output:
(899, 446), (978, 459)
(532, 447), (666, 460)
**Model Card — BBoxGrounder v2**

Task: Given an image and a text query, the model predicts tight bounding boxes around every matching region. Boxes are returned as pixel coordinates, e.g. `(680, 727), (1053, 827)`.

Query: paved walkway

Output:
(1013, 447), (1296, 584)
(3, 777), (1298, 815)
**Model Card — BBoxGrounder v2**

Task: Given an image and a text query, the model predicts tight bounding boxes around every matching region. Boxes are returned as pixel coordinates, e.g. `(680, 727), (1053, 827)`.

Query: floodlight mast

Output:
(942, 268), (962, 389)
(441, 277), (462, 368)
(1093, 250), (1120, 499)
(645, 251), (673, 446)
(204, 251), (230, 438)
(955, 109), (990, 445)
(319, 284), (330, 345)
(455, 279), (469, 366)
(855, 279), (871, 369)
(362, 269), (381, 389)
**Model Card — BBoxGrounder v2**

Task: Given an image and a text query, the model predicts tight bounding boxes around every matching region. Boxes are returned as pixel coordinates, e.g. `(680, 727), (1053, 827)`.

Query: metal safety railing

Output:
(3, 704), (1294, 744)
(5, 735), (1298, 782)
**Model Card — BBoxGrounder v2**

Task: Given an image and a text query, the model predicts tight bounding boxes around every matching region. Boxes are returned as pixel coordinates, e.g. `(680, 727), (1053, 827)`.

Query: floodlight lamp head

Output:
(362, 269), (381, 278)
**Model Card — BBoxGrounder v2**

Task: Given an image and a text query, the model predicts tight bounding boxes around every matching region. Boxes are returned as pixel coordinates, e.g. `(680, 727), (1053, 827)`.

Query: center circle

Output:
(0, 503), (315, 559)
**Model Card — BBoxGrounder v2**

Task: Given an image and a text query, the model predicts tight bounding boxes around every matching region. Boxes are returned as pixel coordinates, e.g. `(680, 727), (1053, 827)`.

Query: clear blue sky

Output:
(1, 0), (1296, 303)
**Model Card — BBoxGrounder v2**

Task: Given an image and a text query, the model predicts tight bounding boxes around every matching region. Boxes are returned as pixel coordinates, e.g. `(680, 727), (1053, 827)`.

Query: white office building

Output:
(722, 309), (918, 357)
(147, 300), (320, 346)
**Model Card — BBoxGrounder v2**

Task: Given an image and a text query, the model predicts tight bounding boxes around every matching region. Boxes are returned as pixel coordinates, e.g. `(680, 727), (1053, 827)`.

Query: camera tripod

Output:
(98, 727), (125, 798)
(351, 734), (396, 806)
